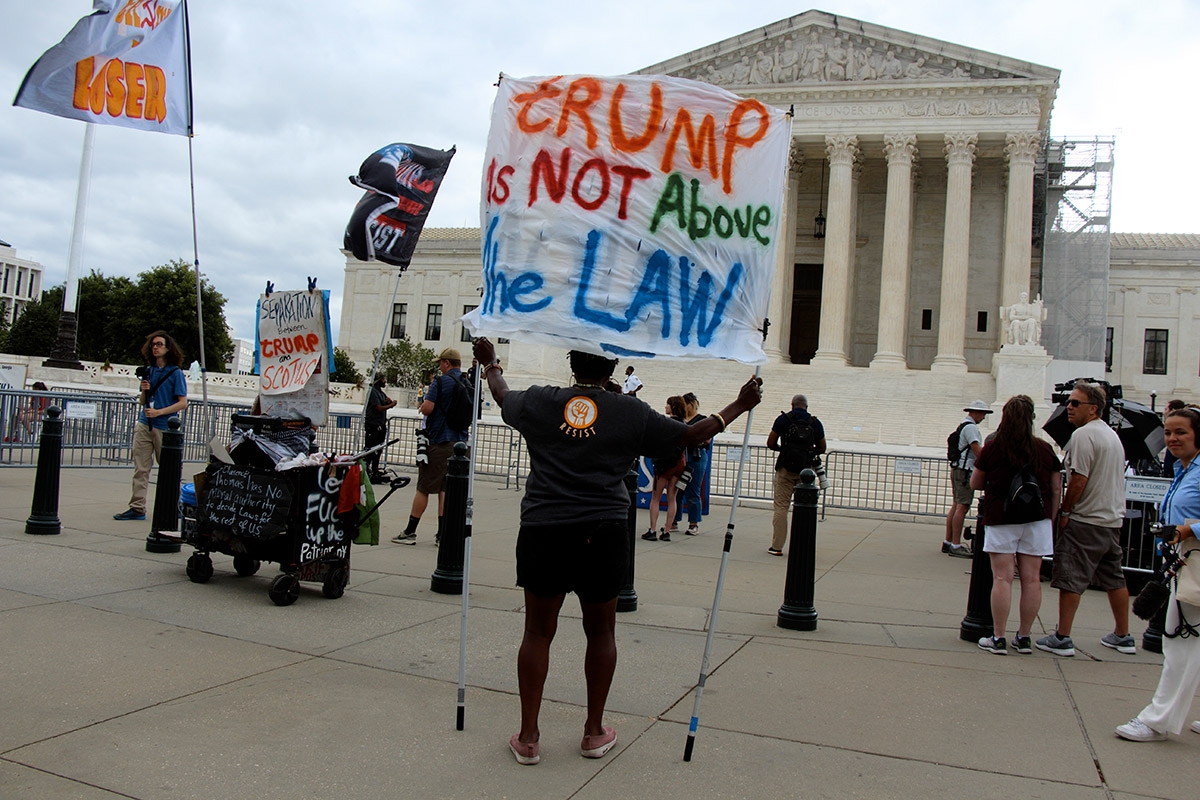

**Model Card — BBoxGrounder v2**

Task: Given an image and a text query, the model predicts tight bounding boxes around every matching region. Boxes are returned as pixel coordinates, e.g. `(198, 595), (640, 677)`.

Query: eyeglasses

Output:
(151, 341), (167, 347)
(1066, 399), (1095, 408)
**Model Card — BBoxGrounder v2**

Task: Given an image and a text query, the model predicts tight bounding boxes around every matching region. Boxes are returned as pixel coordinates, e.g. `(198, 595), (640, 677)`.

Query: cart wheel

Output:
(322, 566), (349, 599)
(269, 574), (300, 606)
(186, 553), (214, 584)
(232, 555), (261, 577)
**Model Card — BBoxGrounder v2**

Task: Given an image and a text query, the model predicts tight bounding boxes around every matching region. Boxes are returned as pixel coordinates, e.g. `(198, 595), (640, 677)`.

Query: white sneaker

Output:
(1191, 720), (1200, 734)
(1115, 718), (1166, 742)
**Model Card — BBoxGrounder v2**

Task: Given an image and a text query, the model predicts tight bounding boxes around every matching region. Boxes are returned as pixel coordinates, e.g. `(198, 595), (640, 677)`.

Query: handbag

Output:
(1175, 546), (1200, 607)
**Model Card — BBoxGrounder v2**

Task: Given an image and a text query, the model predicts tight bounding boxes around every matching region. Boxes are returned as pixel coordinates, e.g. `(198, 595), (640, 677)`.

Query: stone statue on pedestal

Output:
(1000, 292), (1046, 347)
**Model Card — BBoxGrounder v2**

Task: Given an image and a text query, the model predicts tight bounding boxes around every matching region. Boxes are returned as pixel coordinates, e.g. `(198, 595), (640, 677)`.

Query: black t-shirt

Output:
(974, 438), (1063, 526)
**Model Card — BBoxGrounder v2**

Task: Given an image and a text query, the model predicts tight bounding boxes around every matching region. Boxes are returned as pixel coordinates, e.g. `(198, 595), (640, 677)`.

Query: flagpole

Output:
(363, 270), (406, 415)
(456, 371), (482, 730)
(683, 322), (768, 763)
(42, 123), (95, 371)
(180, 0), (210, 437)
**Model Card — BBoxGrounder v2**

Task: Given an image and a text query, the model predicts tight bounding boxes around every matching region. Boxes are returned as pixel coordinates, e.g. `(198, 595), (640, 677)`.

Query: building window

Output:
(1104, 327), (1114, 373)
(390, 303), (407, 340)
(920, 309), (932, 331)
(976, 311), (987, 333)
(425, 304), (443, 341)
(1143, 329), (1168, 375)
(15, 271), (21, 296)
(461, 305), (478, 343)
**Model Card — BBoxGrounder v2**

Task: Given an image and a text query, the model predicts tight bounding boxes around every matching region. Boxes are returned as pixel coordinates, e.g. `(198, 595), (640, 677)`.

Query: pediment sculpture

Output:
(678, 26), (1020, 88)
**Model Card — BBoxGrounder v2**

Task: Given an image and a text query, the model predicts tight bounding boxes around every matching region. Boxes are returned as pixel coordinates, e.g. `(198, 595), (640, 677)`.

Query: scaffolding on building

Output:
(1038, 137), (1116, 364)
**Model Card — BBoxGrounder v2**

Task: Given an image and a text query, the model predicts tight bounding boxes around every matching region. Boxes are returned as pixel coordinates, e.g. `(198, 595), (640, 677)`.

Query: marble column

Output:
(870, 133), (918, 369)
(931, 133), (977, 373)
(766, 142), (802, 361)
(1174, 287), (1200, 395)
(1119, 285), (1141, 375)
(811, 134), (858, 367)
(1000, 132), (1041, 312)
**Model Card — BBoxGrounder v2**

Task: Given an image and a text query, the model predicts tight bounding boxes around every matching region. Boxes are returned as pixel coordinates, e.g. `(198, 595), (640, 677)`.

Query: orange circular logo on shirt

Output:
(564, 396), (598, 429)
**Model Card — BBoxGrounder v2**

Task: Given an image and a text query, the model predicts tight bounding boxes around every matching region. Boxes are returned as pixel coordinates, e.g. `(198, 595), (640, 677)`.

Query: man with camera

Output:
(1036, 381), (1133, 657)
(114, 331), (188, 521)
(766, 394), (826, 557)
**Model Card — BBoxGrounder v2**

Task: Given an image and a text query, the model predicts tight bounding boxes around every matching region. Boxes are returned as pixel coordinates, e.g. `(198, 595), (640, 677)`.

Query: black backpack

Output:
(1003, 466), (1045, 524)
(779, 414), (816, 472)
(443, 372), (475, 432)
(946, 421), (971, 466)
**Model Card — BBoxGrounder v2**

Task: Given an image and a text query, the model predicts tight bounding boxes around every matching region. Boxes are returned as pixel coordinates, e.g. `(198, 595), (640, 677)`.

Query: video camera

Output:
(135, 365), (152, 380)
(1050, 377), (1121, 407)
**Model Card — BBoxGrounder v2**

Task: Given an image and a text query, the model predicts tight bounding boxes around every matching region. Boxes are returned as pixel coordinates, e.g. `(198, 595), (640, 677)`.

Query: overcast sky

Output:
(2, 1), (1196, 346)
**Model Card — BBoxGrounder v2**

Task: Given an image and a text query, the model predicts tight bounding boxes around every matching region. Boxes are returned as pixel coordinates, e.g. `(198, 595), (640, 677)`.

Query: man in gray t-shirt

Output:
(474, 338), (763, 766)
(1036, 382), (1133, 658)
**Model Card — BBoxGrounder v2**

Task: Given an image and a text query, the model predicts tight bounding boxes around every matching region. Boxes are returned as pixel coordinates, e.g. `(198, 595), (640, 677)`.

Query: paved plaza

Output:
(0, 466), (1195, 799)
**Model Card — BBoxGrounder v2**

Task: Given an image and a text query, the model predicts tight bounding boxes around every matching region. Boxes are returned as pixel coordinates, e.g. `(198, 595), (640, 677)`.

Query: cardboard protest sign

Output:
(255, 289), (334, 426)
(463, 73), (791, 364)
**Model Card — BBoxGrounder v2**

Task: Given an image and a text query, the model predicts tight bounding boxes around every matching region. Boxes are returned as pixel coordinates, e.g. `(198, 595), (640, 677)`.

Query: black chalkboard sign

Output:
(198, 463), (293, 540)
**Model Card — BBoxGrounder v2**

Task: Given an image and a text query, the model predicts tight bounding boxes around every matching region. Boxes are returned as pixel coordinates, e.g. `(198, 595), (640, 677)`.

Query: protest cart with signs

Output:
(180, 287), (407, 605)
(180, 415), (407, 605)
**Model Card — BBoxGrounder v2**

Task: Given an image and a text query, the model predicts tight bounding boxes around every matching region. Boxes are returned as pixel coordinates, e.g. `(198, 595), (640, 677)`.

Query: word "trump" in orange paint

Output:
(72, 56), (168, 122)
(513, 77), (771, 195)
(260, 333), (321, 359)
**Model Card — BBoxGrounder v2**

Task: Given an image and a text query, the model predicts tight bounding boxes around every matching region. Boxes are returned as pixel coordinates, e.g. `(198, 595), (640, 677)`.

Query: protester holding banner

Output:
(472, 336), (763, 765)
(114, 331), (187, 521)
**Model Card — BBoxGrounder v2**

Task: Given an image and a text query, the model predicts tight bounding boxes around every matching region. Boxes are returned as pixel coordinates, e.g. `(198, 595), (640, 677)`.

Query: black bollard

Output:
(146, 417), (184, 553)
(958, 524), (994, 641)
(617, 462), (638, 613)
(1142, 590), (1167, 654)
(431, 442), (470, 594)
(777, 469), (819, 631)
(25, 406), (64, 536)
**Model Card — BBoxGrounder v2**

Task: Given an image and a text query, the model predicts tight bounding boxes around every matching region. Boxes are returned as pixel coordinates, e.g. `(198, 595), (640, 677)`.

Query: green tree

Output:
(373, 338), (436, 389)
(329, 346), (363, 386)
(5, 286), (64, 357)
(0, 300), (9, 351)
(76, 270), (135, 363)
(121, 259), (233, 372)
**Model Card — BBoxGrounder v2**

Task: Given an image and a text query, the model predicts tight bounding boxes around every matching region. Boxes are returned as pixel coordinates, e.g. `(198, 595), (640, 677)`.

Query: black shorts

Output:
(516, 519), (628, 603)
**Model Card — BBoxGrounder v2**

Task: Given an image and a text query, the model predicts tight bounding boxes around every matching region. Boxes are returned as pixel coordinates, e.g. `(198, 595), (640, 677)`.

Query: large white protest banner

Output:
(462, 73), (790, 364)
(13, 0), (191, 136)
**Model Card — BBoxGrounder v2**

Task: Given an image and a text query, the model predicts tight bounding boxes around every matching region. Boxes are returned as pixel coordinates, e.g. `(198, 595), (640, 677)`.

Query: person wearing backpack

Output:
(393, 347), (471, 545)
(969, 395), (1063, 655)
(765, 394), (826, 556)
(942, 400), (992, 557)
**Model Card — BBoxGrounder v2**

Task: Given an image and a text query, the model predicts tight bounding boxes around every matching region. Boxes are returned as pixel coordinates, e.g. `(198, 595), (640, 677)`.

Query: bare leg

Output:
(1108, 587), (1131, 637)
(516, 591), (565, 744)
(949, 503), (969, 545)
(1056, 590), (1082, 637)
(987, 552), (1015, 638)
(408, 490), (429, 520)
(664, 478), (678, 530)
(648, 477), (666, 531)
(1015, 553), (1043, 636)
(580, 596), (619, 737)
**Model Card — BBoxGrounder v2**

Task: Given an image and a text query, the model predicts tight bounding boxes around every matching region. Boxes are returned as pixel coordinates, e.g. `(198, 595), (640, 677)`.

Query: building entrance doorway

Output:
(789, 263), (823, 364)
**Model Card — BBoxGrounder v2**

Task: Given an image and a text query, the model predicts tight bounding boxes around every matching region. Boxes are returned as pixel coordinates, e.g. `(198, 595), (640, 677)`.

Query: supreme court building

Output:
(338, 11), (1200, 446)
